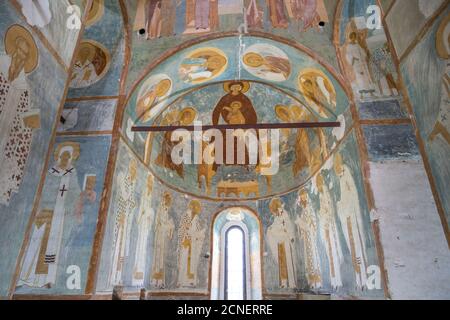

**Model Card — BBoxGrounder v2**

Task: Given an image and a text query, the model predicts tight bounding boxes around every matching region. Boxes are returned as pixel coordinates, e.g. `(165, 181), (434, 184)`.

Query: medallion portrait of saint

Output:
(243, 43), (291, 82)
(135, 74), (172, 123)
(429, 12), (450, 146)
(0, 24), (40, 206)
(298, 68), (337, 118)
(70, 40), (110, 89)
(179, 47), (228, 84)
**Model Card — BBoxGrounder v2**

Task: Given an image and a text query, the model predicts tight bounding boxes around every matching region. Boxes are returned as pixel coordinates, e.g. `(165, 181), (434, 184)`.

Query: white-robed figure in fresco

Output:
(267, 197), (297, 289)
(334, 154), (367, 290)
(109, 159), (138, 287)
(316, 173), (343, 289)
(295, 189), (322, 290)
(132, 174), (155, 287)
(343, 30), (376, 100)
(0, 25), (41, 206)
(151, 192), (175, 289)
(177, 200), (205, 288)
(18, 142), (81, 288)
(18, 0), (52, 28)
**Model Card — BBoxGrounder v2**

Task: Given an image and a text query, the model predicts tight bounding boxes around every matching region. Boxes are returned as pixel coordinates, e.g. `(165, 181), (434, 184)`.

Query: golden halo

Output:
(178, 107), (197, 125)
(71, 40), (111, 88)
(83, 0), (105, 27)
(155, 79), (172, 97)
(269, 197), (282, 215)
(436, 12), (450, 59)
(54, 142), (80, 161)
(243, 52), (264, 68)
(5, 24), (38, 73)
(181, 47), (228, 84)
(189, 200), (202, 214)
(275, 105), (292, 122)
(223, 81), (250, 94)
(77, 41), (96, 63)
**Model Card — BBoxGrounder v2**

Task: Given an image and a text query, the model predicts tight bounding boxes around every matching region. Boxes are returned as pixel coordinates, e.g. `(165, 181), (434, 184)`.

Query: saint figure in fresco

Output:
(317, 173), (343, 289)
(155, 107), (197, 178)
(146, 0), (163, 39)
(151, 192), (175, 289)
(132, 174), (155, 287)
(70, 41), (109, 88)
(268, 0), (289, 29)
(177, 200), (205, 288)
(0, 25), (40, 206)
(298, 69), (336, 118)
(18, 142), (81, 288)
(343, 31), (377, 100)
(369, 43), (399, 97)
(212, 81), (258, 169)
(109, 159), (138, 287)
(295, 189), (322, 289)
(245, 0), (263, 29)
(267, 197), (297, 289)
(334, 154), (368, 290)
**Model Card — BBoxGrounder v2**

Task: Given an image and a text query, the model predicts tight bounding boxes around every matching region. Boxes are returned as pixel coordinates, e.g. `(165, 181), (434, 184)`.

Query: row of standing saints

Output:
(106, 152), (368, 291)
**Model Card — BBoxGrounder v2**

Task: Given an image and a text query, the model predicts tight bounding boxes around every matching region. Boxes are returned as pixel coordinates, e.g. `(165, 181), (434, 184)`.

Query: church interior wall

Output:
(0, 0), (449, 300)
(0, 0), (84, 298)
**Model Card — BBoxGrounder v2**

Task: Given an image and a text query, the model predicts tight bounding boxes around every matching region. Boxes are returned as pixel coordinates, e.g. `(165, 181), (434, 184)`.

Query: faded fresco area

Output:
(401, 8), (450, 231)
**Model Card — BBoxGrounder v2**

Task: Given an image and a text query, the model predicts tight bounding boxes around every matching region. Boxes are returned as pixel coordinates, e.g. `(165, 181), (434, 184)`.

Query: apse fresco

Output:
(15, 135), (111, 295)
(125, 36), (349, 126)
(259, 132), (382, 298)
(401, 8), (450, 231)
(121, 36), (353, 201)
(0, 2), (73, 297)
(0, 0), (448, 302)
(145, 81), (350, 200)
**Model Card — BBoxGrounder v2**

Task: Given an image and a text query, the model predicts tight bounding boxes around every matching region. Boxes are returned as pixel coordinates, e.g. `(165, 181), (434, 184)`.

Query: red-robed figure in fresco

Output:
(212, 81), (258, 170)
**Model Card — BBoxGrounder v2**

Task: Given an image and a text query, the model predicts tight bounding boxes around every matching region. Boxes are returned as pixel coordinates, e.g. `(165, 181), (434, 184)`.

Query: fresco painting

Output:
(15, 135), (112, 294)
(0, 2), (77, 297)
(401, 8), (450, 231)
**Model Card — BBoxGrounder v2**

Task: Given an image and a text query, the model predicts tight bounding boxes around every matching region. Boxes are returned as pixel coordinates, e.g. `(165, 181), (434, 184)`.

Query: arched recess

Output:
(210, 207), (262, 300)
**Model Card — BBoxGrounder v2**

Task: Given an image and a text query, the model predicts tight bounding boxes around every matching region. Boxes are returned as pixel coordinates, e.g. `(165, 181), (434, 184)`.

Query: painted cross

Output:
(60, 185), (68, 197)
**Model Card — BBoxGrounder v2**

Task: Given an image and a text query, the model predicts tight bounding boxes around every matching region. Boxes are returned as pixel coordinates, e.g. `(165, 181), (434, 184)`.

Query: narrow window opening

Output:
(225, 227), (246, 300)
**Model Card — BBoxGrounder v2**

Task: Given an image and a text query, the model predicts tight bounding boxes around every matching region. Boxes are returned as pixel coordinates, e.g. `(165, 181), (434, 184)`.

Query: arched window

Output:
(225, 226), (246, 300)
(210, 208), (262, 300)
